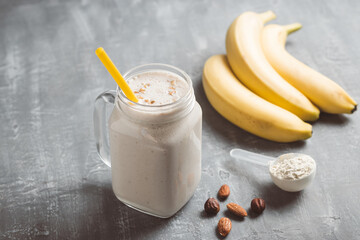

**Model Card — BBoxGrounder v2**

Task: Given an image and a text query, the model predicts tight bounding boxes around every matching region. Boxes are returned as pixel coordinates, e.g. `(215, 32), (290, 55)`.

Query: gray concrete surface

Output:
(1, 0), (359, 239)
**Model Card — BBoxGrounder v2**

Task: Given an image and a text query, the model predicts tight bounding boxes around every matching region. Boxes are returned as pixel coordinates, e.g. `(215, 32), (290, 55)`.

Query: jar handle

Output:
(93, 90), (116, 167)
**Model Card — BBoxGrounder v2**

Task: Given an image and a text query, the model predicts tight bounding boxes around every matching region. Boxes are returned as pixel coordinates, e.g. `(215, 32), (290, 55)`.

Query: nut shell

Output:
(251, 198), (266, 214)
(218, 184), (230, 199)
(218, 217), (232, 237)
(204, 198), (220, 214)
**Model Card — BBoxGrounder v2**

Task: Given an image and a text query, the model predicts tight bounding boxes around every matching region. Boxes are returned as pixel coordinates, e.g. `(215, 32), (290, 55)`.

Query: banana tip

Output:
(259, 10), (276, 23)
(351, 105), (357, 113)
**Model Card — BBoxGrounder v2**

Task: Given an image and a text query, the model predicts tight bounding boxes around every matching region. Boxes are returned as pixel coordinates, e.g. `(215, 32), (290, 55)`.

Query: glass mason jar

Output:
(94, 63), (202, 218)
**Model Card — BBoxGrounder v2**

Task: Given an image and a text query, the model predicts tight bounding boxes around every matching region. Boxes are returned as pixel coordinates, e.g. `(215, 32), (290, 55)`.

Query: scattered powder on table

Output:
(269, 155), (315, 180)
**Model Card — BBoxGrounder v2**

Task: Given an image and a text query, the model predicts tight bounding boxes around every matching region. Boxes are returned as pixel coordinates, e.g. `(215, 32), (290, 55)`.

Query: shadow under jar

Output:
(94, 64), (202, 218)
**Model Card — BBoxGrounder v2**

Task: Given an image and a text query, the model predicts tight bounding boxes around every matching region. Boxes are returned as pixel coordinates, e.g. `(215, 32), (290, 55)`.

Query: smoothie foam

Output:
(127, 71), (189, 105)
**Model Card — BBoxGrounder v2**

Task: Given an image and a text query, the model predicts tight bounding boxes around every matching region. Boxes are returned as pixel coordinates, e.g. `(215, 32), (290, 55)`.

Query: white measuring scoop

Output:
(230, 148), (316, 192)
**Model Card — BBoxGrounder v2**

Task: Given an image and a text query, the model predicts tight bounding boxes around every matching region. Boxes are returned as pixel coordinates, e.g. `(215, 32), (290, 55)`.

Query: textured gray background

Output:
(0, 0), (359, 239)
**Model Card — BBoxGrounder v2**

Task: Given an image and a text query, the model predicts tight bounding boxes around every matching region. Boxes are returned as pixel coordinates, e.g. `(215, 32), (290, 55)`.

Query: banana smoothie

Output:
(108, 67), (202, 217)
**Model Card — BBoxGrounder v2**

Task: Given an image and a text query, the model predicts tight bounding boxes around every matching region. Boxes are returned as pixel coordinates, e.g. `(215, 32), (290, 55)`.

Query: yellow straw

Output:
(95, 47), (138, 103)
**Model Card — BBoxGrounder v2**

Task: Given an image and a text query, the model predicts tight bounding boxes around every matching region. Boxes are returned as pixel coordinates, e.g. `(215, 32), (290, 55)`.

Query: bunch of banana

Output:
(202, 10), (357, 142)
(203, 55), (312, 142)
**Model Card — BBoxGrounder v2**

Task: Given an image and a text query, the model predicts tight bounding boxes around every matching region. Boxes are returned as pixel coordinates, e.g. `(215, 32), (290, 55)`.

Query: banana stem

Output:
(284, 23), (302, 35)
(258, 11), (276, 23)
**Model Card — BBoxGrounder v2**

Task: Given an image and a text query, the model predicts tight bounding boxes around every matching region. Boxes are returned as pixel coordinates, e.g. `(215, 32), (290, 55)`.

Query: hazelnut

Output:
(251, 198), (266, 214)
(204, 198), (220, 214)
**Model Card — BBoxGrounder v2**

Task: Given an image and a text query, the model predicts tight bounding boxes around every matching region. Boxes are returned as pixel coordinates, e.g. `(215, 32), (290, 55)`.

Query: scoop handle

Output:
(230, 148), (275, 167)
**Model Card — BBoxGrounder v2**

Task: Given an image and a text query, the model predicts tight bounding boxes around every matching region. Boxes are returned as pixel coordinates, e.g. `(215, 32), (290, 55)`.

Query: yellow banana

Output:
(202, 55), (312, 142)
(226, 11), (320, 121)
(262, 23), (357, 114)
